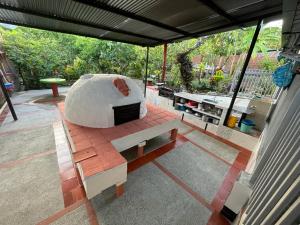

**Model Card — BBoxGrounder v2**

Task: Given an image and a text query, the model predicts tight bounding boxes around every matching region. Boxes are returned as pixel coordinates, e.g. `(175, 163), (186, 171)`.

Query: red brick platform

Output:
(58, 103), (178, 198)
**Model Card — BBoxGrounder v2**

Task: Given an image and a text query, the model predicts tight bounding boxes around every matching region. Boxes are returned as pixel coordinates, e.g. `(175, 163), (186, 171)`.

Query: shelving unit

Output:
(173, 92), (255, 129)
(174, 94), (226, 126)
(192, 108), (221, 120)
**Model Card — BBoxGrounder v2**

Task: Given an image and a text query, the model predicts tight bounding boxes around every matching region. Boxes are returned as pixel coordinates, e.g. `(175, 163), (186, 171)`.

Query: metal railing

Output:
(230, 69), (276, 98)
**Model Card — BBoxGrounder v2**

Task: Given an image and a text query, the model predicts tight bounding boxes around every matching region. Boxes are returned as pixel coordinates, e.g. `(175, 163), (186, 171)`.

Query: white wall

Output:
(246, 75), (300, 173)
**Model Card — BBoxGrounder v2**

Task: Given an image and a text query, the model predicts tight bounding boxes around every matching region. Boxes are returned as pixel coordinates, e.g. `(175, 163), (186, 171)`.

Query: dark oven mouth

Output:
(113, 102), (141, 125)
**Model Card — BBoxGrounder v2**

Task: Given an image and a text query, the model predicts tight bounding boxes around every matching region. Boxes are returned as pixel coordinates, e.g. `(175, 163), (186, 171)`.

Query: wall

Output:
(247, 98), (272, 131)
(206, 123), (259, 151)
(247, 75), (300, 173)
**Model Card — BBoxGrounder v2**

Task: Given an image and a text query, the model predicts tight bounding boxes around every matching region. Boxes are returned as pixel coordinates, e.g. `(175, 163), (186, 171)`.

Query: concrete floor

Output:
(0, 86), (248, 225)
(0, 88), (68, 225)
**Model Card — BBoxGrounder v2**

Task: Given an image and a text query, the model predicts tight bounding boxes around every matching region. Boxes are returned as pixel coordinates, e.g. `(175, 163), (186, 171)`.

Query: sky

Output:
(264, 19), (283, 28)
(0, 23), (16, 29)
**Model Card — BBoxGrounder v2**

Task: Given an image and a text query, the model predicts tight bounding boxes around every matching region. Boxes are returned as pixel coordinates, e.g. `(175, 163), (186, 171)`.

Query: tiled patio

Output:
(0, 87), (251, 225)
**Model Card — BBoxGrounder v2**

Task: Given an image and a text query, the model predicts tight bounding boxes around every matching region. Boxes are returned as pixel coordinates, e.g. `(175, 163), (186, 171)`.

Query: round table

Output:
(40, 78), (66, 97)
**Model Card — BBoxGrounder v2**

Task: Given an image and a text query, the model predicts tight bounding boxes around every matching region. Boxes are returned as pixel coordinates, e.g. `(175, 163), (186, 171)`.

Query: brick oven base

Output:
(58, 102), (180, 199)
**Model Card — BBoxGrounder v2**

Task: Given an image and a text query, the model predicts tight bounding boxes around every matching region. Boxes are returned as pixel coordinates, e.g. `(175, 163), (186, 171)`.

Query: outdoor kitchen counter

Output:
(174, 92), (254, 114)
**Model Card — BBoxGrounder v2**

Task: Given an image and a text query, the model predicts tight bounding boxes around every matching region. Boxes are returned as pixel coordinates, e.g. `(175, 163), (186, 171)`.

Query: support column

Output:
(0, 71), (17, 120)
(162, 43), (167, 82)
(137, 141), (146, 158)
(51, 83), (59, 97)
(144, 46), (149, 97)
(170, 128), (178, 141)
(224, 19), (262, 126)
(137, 146), (144, 158)
(115, 183), (124, 197)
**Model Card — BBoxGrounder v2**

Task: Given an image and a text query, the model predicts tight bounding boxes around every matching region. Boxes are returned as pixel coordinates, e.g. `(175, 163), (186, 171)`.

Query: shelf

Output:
(184, 103), (197, 109)
(192, 108), (221, 119)
(175, 101), (221, 120)
(177, 110), (220, 125)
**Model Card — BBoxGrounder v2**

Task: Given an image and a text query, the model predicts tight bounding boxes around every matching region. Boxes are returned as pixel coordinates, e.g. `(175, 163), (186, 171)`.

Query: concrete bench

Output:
(112, 119), (180, 153)
(79, 120), (179, 199)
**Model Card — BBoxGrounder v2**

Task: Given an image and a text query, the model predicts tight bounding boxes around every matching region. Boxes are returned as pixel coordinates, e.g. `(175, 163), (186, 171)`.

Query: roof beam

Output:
(196, 0), (239, 24)
(0, 18), (147, 46)
(0, 3), (163, 43)
(164, 10), (282, 45)
(73, 0), (191, 36)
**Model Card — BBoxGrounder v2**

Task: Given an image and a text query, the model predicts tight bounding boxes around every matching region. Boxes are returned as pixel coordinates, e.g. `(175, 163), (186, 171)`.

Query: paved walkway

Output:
(0, 87), (250, 225)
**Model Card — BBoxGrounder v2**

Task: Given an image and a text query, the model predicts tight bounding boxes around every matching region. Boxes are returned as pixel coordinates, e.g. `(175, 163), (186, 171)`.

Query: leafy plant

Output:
(259, 55), (284, 72)
(191, 79), (213, 93)
(216, 77), (232, 94)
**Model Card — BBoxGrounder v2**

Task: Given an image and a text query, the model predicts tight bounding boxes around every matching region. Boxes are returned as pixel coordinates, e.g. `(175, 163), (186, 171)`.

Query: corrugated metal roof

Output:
(282, 0), (300, 54)
(0, 0), (282, 46)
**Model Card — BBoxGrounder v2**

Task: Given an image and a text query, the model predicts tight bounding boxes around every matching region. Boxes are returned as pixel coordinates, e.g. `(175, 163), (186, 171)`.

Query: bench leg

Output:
(116, 183), (124, 197)
(170, 128), (178, 141)
(137, 146), (144, 157)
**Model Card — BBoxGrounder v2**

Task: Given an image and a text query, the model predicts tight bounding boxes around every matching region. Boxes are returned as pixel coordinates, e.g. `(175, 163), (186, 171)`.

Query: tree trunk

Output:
(233, 53), (245, 76)
(229, 53), (237, 76)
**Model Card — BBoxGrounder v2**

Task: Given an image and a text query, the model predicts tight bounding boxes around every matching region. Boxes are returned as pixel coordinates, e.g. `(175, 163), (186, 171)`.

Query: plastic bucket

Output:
(240, 119), (255, 133)
(227, 115), (237, 128)
(178, 105), (185, 111)
(4, 82), (14, 91)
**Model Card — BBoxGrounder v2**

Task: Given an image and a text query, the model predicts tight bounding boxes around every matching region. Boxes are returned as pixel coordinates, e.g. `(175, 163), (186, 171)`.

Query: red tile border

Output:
(180, 120), (252, 169)
(85, 200), (100, 225)
(181, 119), (253, 154)
(210, 166), (241, 213)
(206, 140), (251, 225)
(53, 102), (250, 224)
(36, 199), (85, 225)
(185, 138), (232, 166)
(153, 160), (213, 211)
(204, 129), (252, 155)
(207, 211), (230, 225)
(0, 149), (56, 169)
(58, 164), (86, 208)
(53, 123), (87, 208)
(125, 122), (247, 225)
(61, 177), (79, 193)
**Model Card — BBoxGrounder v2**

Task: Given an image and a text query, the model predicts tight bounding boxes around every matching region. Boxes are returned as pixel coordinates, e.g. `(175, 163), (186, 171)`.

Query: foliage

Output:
(259, 55), (284, 72)
(167, 65), (182, 88)
(176, 52), (194, 92)
(197, 62), (205, 73)
(191, 79), (211, 92)
(0, 22), (281, 91)
(216, 77), (232, 94)
(213, 69), (224, 81)
(175, 40), (204, 92)
(0, 27), (73, 88)
(0, 27), (142, 89)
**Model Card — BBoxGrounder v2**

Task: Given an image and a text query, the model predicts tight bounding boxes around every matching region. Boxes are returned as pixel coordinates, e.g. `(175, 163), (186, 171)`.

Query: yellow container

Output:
(227, 115), (237, 128)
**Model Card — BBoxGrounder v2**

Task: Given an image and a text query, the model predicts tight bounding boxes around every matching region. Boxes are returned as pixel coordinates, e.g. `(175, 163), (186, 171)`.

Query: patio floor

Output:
(0, 87), (251, 225)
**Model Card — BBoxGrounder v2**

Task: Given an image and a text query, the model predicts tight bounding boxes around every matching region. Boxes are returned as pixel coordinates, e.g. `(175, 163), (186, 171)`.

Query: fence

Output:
(230, 69), (277, 98)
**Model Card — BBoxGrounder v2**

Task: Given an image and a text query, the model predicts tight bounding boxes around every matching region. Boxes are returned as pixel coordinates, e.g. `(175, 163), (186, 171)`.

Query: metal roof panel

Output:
(0, 0), (282, 46)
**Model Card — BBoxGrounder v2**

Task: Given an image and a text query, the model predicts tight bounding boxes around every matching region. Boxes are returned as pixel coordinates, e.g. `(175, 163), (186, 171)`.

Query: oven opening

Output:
(113, 102), (141, 125)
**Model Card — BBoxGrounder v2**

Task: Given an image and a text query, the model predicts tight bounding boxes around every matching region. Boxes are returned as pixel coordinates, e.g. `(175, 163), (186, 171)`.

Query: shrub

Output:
(191, 79), (212, 93)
